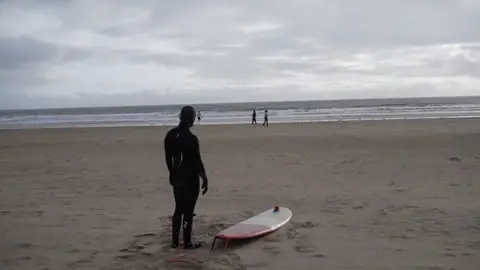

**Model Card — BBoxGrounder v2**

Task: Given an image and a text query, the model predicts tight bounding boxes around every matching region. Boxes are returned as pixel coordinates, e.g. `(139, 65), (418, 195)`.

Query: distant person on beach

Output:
(164, 105), (209, 249)
(197, 111), (202, 124)
(262, 109), (269, 126)
(252, 109), (257, 125)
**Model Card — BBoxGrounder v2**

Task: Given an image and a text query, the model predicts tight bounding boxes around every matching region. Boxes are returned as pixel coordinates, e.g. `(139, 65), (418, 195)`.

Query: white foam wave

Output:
(1, 103), (480, 129)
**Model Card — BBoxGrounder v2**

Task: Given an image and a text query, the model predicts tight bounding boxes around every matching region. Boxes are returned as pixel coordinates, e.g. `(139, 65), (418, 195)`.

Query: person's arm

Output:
(164, 132), (173, 173)
(193, 135), (208, 194)
(193, 136), (206, 175)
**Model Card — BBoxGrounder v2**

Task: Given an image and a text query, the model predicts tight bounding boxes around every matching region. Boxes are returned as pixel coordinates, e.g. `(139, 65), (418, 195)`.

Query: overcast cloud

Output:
(1, 0), (480, 109)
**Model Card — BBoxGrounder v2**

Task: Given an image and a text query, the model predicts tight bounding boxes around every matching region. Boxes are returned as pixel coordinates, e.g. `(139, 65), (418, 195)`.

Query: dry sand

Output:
(0, 119), (479, 270)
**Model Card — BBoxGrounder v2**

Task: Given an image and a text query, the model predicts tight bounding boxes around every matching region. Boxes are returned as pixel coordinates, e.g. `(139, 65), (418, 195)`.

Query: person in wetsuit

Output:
(262, 109), (269, 126)
(197, 110), (202, 124)
(164, 105), (209, 249)
(252, 109), (257, 125)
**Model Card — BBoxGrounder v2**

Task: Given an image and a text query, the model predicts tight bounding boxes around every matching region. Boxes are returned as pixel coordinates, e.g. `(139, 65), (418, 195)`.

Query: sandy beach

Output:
(0, 119), (479, 270)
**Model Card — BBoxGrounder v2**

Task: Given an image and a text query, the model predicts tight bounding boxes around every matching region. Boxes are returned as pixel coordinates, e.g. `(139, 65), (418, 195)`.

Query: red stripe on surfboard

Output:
(216, 224), (272, 239)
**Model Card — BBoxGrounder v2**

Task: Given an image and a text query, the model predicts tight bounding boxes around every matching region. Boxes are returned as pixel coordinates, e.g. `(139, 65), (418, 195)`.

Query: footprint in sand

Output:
(448, 156), (462, 162)
(280, 220), (318, 242)
(204, 252), (247, 270)
(291, 221), (318, 229)
(226, 252), (247, 268)
(263, 245), (281, 255)
(264, 233), (282, 242)
(293, 243), (317, 254)
(16, 242), (33, 248)
(468, 241), (480, 249)
(207, 223), (231, 233)
(291, 234), (318, 254)
(440, 253), (456, 257)
(286, 227), (300, 239)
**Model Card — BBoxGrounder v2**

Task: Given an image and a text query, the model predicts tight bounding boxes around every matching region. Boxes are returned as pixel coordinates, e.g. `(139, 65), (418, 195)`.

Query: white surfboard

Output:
(210, 207), (293, 251)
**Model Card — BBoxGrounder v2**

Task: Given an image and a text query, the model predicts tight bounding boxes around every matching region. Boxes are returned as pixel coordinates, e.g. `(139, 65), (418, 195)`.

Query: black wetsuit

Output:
(164, 123), (206, 246)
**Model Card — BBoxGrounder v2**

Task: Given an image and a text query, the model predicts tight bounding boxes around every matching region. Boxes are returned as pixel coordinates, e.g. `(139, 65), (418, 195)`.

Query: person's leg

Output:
(171, 185), (186, 248)
(183, 183), (201, 249)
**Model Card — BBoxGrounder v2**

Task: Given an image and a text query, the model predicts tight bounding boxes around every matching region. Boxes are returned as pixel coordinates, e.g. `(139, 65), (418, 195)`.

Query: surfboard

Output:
(210, 206), (292, 252)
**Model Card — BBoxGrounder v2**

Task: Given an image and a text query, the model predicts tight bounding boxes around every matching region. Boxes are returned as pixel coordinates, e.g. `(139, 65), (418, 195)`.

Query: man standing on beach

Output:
(252, 109), (257, 125)
(164, 105), (209, 249)
(262, 109), (269, 126)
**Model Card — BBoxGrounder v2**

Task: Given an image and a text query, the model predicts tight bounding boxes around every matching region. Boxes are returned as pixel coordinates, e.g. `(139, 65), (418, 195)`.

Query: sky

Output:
(1, 0), (480, 109)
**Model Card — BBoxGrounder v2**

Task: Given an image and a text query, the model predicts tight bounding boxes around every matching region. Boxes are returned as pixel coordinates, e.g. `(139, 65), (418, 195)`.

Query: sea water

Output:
(1, 96), (480, 129)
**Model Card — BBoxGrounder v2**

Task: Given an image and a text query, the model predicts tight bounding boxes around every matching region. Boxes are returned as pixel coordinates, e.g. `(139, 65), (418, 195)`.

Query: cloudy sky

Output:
(1, 0), (480, 109)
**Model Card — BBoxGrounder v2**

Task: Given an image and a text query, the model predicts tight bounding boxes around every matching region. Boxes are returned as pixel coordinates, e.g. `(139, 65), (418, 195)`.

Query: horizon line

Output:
(1, 95), (479, 112)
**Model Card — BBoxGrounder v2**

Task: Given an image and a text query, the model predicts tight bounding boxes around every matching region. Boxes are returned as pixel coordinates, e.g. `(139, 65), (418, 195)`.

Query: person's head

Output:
(179, 105), (196, 127)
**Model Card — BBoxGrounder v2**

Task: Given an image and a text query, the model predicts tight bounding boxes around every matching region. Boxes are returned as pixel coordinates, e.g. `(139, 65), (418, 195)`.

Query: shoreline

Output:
(1, 114), (480, 131)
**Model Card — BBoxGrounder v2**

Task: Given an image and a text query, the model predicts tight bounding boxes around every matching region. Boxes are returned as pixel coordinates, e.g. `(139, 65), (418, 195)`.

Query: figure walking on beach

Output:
(164, 105), (209, 249)
(197, 111), (202, 124)
(252, 109), (257, 125)
(262, 109), (269, 126)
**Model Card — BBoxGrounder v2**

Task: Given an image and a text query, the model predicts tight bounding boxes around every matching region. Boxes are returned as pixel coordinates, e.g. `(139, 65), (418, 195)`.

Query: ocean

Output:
(1, 96), (480, 129)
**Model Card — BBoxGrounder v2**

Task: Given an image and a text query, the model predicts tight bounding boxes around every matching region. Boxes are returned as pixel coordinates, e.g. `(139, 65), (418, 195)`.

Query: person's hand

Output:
(201, 181), (208, 195)
(200, 172), (209, 195)
(169, 169), (180, 186)
(169, 172), (175, 186)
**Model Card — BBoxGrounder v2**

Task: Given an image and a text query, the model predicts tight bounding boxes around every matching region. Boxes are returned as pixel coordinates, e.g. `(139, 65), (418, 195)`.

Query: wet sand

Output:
(0, 119), (479, 270)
